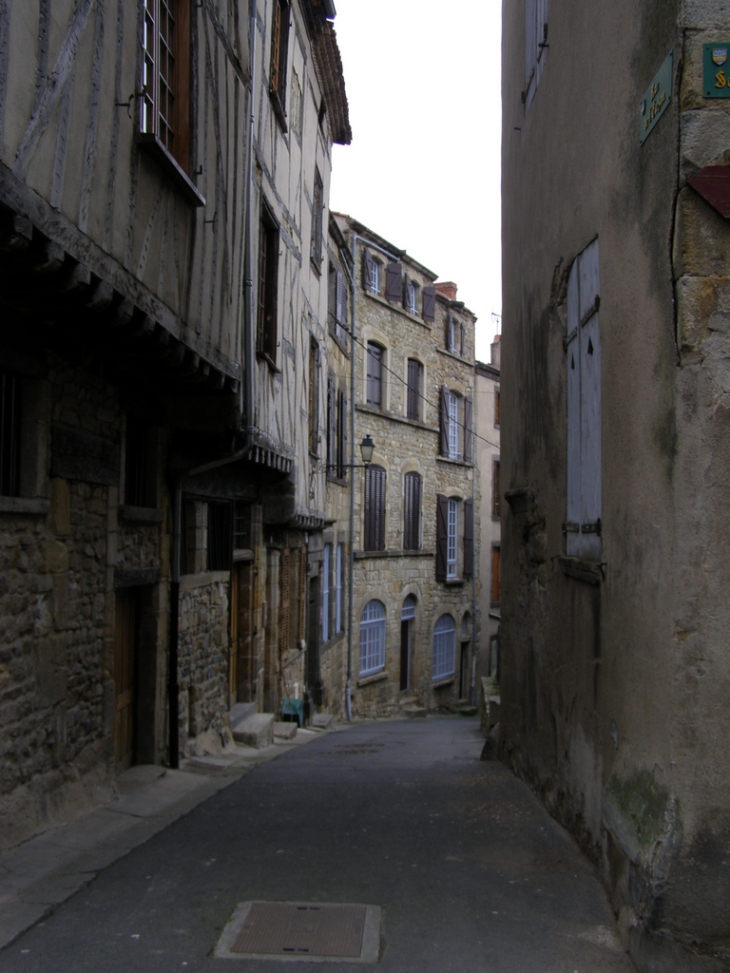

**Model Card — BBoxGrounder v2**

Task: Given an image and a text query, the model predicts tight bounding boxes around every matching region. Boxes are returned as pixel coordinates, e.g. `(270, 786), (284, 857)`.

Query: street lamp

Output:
(359, 434), (375, 465)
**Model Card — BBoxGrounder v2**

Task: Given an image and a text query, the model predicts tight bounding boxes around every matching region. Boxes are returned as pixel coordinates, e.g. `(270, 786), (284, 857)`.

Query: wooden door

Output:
(114, 589), (139, 771)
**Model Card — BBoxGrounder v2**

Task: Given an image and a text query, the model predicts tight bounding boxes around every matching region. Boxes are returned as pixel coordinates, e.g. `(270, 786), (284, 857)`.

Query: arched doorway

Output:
(400, 595), (417, 691)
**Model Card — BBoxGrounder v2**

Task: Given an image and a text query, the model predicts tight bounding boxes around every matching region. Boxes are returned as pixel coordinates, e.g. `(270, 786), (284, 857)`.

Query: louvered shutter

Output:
(493, 460), (501, 517)
(435, 494), (448, 581)
(463, 499), (474, 579)
(340, 391), (347, 478)
(404, 472), (421, 550)
(464, 396), (473, 462)
(366, 344), (382, 407)
(407, 359), (420, 420)
(460, 322), (466, 357)
(422, 286), (436, 322)
(365, 465), (386, 551)
(362, 249), (373, 290)
(327, 378), (335, 471)
(439, 385), (449, 456)
(385, 262), (402, 302)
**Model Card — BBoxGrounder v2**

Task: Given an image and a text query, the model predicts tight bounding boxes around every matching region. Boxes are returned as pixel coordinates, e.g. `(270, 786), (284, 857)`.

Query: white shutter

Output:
(566, 239), (601, 560)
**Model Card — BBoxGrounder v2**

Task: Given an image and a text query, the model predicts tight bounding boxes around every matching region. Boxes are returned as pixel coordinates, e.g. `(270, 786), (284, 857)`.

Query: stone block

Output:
(232, 713), (274, 748)
(42, 540), (69, 574)
(403, 704), (427, 718)
(273, 721), (297, 740)
(311, 713), (334, 730)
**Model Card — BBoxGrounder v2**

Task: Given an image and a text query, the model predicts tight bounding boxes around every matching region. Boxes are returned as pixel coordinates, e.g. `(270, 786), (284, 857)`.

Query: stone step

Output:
(311, 713), (334, 730)
(229, 702), (257, 730)
(399, 696), (418, 708)
(273, 721), (297, 741)
(458, 705), (478, 717)
(403, 705), (427, 719)
(232, 713), (275, 748)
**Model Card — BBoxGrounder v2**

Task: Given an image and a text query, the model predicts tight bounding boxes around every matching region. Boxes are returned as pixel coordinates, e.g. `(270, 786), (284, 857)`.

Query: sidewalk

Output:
(0, 727), (323, 950)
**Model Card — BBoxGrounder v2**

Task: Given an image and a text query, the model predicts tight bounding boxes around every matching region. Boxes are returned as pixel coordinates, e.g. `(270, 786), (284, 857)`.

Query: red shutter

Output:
(385, 262), (402, 302)
(463, 498), (474, 579)
(439, 385), (449, 456)
(435, 494), (448, 581)
(464, 396), (473, 462)
(422, 286), (436, 322)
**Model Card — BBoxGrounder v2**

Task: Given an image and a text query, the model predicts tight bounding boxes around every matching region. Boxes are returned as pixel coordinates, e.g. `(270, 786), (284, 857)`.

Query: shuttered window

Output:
(422, 286), (436, 322)
(404, 278), (418, 315)
(525, 0), (548, 109)
(495, 387), (501, 428)
(326, 378), (335, 474)
(360, 600), (386, 675)
(448, 392), (460, 460)
(492, 459), (501, 517)
(407, 359), (421, 421)
(464, 396), (473, 462)
(566, 238), (601, 560)
(309, 340), (320, 454)
(403, 472), (422, 551)
(445, 315), (456, 353)
(364, 465), (386, 551)
(447, 498), (458, 578)
(0, 370), (21, 497)
(432, 614), (456, 681)
(322, 543), (331, 643)
(269, 0), (290, 109)
(366, 343), (383, 408)
(337, 389), (347, 479)
(257, 207), (279, 362)
(435, 493), (448, 581)
(463, 498), (474, 579)
(336, 269), (347, 342)
(207, 502), (232, 571)
(385, 262), (402, 302)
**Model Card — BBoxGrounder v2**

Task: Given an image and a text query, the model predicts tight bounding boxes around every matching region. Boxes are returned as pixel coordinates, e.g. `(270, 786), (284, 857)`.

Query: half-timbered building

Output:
(0, 0), (349, 850)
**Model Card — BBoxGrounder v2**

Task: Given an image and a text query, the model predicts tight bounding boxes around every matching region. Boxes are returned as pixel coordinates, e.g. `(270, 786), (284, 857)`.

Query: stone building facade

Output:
(0, 0), (349, 851)
(502, 1), (730, 969)
(331, 216), (478, 719)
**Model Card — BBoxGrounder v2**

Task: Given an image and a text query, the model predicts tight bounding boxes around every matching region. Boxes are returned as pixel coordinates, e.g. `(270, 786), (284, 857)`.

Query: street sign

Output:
(640, 52), (673, 144)
(703, 43), (730, 98)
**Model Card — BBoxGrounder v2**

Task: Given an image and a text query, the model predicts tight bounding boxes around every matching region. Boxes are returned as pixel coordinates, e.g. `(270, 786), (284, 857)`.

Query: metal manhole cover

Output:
(215, 901), (382, 963)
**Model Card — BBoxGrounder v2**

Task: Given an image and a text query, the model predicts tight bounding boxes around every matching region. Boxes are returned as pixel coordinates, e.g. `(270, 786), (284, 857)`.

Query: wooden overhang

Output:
(302, 1), (351, 146)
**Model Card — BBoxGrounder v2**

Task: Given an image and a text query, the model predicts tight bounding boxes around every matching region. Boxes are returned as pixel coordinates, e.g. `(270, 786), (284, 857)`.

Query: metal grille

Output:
(232, 903), (366, 958)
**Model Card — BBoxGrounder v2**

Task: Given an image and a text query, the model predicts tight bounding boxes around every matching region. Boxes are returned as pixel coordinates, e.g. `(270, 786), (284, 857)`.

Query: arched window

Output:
(364, 465), (386, 551)
(360, 600), (386, 676)
(402, 595), (417, 620)
(403, 472), (422, 551)
(432, 614), (456, 681)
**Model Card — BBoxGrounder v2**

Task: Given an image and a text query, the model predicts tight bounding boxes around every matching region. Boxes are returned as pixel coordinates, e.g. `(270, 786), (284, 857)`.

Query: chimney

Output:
(434, 281), (458, 301)
(491, 334), (501, 369)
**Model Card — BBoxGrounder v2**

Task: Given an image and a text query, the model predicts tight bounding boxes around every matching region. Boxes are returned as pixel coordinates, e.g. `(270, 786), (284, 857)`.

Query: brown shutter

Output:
(422, 286), (436, 322)
(435, 494), (448, 581)
(327, 378), (335, 471)
(445, 314), (452, 351)
(407, 359), (420, 420)
(464, 396), (473, 462)
(385, 261), (402, 302)
(439, 385), (449, 456)
(366, 344), (382, 407)
(404, 472), (422, 551)
(365, 465), (386, 551)
(463, 498), (474, 579)
(279, 548), (291, 651)
(362, 249), (373, 290)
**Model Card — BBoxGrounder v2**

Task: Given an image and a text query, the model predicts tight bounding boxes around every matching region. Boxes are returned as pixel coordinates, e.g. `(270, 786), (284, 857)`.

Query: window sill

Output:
(269, 89), (288, 132)
(180, 570), (231, 591)
(357, 670), (388, 688)
(257, 351), (281, 373)
(326, 473), (348, 486)
(432, 675), (455, 689)
(356, 403), (438, 434)
(0, 496), (50, 516)
(437, 347), (472, 365)
(364, 289), (432, 329)
(119, 505), (164, 525)
(355, 549), (434, 560)
(437, 455), (473, 468)
(137, 133), (205, 208)
(443, 578), (465, 587)
(558, 555), (604, 586)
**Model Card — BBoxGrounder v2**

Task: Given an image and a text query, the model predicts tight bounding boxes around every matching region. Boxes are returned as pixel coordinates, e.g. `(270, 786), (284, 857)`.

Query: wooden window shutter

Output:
(439, 385), (449, 456)
(445, 314), (452, 350)
(362, 249), (373, 290)
(464, 396), (473, 462)
(493, 460), (501, 517)
(460, 322), (466, 357)
(422, 286), (436, 322)
(435, 494), (448, 581)
(407, 359), (420, 420)
(364, 465), (386, 551)
(336, 270), (345, 325)
(337, 390), (347, 479)
(366, 343), (382, 407)
(385, 262), (402, 302)
(404, 472), (422, 551)
(327, 378), (335, 471)
(463, 499), (474, 579)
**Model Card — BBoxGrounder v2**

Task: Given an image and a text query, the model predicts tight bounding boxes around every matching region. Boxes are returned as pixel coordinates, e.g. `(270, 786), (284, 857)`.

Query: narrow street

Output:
(0, 718), (635, 973)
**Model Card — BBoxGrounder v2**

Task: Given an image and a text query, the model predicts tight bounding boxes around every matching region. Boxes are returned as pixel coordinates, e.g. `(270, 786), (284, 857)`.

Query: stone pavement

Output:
(0, 717), (637, 973)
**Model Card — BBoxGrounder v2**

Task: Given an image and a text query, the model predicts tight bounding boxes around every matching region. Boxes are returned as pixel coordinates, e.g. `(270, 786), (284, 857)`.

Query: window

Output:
(447, 498), (458, 578)
(311, 169), (323, 271)
(495, 386), (501, 428)
(446, 314), (457, 353)
(257, 205), (279, 363)
(125, 415), (152, 507)
(337, 389), (347, 479)
(491, 545), (501, 604)
(309, 340), (320, 455)
(492, 459), (501, 517)
(464, 395), (473, 463)
(362, 250), (380, 294)
(329, 262), (347, 344)
(403, 472), (422, 551)
(322, 543), (331, 643)
(566, 238), (601, 560)
(207, 502), (232, 571)
(404, 278), (418, 315)
(364, 464), (386, 551)
(336, 543), (344, 633)
(406, 359), (421, 421)
(269, 0), (290, 117)
(366, 343), (383, 408)
(140, 0), (191, 171)
(360, 599), (386, 676)
(448, 392), (460, 459)
(432, 614), (456, 681)
(0, 370), (21, 497)
(525, 0), (548, 109)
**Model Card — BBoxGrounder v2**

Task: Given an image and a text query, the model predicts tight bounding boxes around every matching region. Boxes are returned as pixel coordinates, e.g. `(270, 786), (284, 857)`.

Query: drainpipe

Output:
(344, 232), (401, 722)
(168, 2), (258, 766)
(470, 382), (478, 707)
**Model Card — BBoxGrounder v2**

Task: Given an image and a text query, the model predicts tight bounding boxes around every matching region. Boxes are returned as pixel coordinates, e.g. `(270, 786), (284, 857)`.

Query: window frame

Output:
(336, 542), (344, 633)
(432, 614), (456, 682)
(360, 599), (386, 676)
(446, 498), (459, 579)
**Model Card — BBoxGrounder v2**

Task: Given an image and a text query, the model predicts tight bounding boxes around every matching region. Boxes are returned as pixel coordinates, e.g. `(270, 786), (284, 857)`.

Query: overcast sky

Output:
(328, 0), (502, 363)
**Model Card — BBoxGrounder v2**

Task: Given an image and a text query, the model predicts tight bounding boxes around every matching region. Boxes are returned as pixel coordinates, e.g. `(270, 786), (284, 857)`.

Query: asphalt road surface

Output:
(0, 717), (636, 973)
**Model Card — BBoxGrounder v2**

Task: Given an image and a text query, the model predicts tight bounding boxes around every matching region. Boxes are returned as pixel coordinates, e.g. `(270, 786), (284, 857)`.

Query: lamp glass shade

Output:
(360, 435), (375, 465)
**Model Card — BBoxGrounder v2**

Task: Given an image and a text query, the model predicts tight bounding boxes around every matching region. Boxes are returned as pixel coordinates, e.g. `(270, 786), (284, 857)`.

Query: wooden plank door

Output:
(114, 589), (139, 771)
